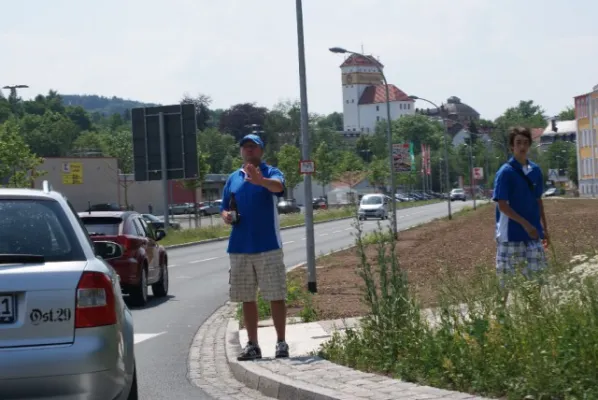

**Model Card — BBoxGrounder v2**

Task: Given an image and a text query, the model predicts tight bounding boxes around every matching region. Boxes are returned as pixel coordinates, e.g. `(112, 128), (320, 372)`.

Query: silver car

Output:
(0, 182), (137, 399)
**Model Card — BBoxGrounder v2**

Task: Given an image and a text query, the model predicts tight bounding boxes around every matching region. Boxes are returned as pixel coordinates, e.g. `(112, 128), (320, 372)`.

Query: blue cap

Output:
(240, 134), (264, 148)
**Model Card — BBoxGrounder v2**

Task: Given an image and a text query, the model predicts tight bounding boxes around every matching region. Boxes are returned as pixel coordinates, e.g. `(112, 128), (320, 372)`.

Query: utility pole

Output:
(295, 0), (317, 293)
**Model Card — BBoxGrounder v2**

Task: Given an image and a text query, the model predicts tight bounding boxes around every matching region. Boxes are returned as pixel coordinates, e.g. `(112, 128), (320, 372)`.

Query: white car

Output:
(358, 193), (391, 220)
(0, 181), (137, 399)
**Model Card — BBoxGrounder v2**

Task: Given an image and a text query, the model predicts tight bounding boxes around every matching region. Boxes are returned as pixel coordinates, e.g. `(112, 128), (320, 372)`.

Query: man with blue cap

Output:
(220, 133), (289, 360)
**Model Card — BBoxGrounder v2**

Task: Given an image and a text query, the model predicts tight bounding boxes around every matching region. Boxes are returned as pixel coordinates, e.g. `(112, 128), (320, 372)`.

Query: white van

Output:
(358, 193), (390, 220)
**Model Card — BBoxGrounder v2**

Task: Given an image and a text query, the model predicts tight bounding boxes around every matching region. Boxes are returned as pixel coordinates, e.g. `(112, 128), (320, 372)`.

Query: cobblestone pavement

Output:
(189, 302), (495, 400)
(187, 302), (274, 399)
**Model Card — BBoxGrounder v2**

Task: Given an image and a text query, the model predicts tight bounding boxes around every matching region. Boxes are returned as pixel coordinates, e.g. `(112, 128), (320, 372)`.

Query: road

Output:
(130, 200), (478, 399)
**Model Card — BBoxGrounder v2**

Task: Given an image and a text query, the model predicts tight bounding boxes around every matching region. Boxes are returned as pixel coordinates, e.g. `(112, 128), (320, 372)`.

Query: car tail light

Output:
(75, 271), (117, 328)
(115, 235), (133, 257)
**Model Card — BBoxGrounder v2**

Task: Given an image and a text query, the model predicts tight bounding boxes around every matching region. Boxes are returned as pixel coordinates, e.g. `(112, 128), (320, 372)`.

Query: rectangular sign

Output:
(61, 162), (83, 185)
(299, 160), (315, 174)
(392, 143), (411, 173)
(131, 104), (198, 182)
(473, 167), (484, 180)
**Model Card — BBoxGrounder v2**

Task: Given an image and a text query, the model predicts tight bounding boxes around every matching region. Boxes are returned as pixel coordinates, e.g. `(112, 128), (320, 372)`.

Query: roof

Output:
(542, 120), (577, 136)
(340, 54), (384, 69)
(358, 84), (413, 105)
(78, 211), (135, 218)
(0, 187), (64, 201)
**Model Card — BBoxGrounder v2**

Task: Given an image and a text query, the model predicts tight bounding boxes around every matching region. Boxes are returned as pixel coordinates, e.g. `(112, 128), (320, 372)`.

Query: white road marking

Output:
(134, 332), (166, 344)
(169, 264), (178, 268)
(333, 230), (341, 234)
(320, 233), (329, 236)
(283, 241), (295, 245)
(344, 228), (352, 231)
(302, 237), (306, 240)
(189, 257), (219, 264)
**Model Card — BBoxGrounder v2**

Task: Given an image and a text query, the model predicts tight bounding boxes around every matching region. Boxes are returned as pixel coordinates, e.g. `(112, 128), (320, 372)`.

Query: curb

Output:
(164, 215), (354, 250)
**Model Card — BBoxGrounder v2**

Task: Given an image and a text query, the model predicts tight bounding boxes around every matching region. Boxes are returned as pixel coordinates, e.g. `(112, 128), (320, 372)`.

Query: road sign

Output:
(299, 160), (315, 174)
(473, 167), (484, 180)
(548, 169), (559, 181)
(131, 104), (198, 182)
(61, 162), (83, 184)
(392, 143), (411, 172)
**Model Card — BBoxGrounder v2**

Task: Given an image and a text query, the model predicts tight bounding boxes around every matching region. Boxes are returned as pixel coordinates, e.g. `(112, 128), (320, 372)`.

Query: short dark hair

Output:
(508, 126), (532, 147)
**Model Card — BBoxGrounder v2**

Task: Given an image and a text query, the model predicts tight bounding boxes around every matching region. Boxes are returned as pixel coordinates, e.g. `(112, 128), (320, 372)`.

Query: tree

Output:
(334, 151), (365, 190)
(313, 142), (335, 196)
(219, 103), (268, 141)
(276, 144), (301, 198)
(0, 119), (44, 187)
(558, 106), (575, 121)
(367, 157), (389, 191)
(103, 130), (134, 207)
(197, 128), (239, 173)
(181, 92), (212, 131)
(493, 100), (547, 157)
(390, 114), (444, 152)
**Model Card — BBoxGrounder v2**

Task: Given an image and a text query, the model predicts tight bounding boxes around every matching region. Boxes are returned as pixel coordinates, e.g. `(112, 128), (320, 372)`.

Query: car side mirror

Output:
(155, 229), (166, 241)
(94, 241), (124, 260)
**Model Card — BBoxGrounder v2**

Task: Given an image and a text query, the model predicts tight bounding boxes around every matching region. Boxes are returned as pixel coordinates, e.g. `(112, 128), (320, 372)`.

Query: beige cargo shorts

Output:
(228, 248), (287, 302)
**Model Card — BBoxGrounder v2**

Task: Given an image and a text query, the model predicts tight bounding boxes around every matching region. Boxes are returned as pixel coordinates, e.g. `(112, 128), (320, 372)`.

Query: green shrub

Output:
(319, 213), (598, 399)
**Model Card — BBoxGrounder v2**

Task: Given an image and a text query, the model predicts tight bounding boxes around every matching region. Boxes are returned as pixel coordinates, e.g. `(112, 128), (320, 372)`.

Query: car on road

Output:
(450, 188), (467, 202)
(196, 201), (221, 216)
(312, 196), (328, 210)
(0, 182), (137, 400)
(277, 198), (301, 214)
(358, 193), (391, 220)
(78, 210), (169, 307)
(142, 213), (181, 230)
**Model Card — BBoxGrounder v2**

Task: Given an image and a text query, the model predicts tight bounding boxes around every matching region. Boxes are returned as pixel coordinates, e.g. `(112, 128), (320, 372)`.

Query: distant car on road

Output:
(358, 193), (391, 220)
(142, 213), (181, 230)
(78, 210), (169, 307)
(312, 197), (328, 210)
(0, 182), (137, 400)
(278, 199), (301, 214)
(450, 188), (467, 202)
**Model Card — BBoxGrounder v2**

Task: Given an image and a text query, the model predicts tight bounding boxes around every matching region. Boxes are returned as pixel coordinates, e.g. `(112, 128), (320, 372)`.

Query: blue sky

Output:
(1, 0), (596, 120)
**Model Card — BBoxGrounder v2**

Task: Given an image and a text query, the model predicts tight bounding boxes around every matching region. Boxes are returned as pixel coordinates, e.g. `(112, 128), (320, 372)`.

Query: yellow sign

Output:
(342, 72), (383, 85)
(61, 162), (83, 185)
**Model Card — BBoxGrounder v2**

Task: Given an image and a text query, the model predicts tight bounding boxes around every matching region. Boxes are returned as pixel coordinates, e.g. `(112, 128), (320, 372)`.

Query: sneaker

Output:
(237, 342), (262, 361)
(275, 340), (289, 358)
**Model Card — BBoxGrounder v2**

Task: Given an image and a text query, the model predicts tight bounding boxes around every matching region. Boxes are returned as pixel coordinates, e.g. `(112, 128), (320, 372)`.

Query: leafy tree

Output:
(313, 142), (335, 196)
(492, 100), (546, 157)
(367, 156), (389, 191)
(181, 92), (212, 131)
(19, 111), (80, 156)
(197, 128), (239, 173)
(334, 151), (365, 189)
(558, 106), (575, 121)
(390, 114), (444, 152)
(276, 144), (302, 198)
(219, 103), (268, 141)
(0, 119), (44, 187)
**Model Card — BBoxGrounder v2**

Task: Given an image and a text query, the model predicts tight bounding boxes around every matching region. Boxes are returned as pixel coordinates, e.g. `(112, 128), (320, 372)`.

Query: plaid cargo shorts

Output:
(228, 248), (287, 302)
(496, 240), (547, 286)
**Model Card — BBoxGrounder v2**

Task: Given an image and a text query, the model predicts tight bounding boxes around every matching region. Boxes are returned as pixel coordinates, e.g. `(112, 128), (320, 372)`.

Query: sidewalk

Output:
(224, 304), (495, 400)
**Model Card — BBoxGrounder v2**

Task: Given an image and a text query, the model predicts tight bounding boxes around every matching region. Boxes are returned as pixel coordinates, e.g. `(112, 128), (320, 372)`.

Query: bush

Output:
(319, 215), (598, 399)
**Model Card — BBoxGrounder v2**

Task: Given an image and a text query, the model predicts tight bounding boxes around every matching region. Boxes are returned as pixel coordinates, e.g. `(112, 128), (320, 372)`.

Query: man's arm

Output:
(538, 199), (548, 232)
(220, 177), (232, 222)
(535, 169), (548, 233)
(497, 200), (533, 230)
(262, 167), (285, 196)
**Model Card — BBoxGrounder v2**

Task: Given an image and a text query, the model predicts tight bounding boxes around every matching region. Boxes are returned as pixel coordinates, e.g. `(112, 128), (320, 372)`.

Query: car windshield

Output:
(79, 217), (122, 236)
(452, 189), (464, 193)
(0, 199), (85, 262)
(361, 196), (382, 205)
(142, 214), (160, 222)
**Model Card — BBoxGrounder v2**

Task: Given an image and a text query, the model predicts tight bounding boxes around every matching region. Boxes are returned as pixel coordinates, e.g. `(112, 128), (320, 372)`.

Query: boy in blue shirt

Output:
(492, 127), (549, 293)
(220, 134), (289, 360)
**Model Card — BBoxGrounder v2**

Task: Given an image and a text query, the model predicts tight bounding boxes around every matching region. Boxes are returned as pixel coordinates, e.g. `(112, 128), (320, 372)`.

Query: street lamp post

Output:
(408, 95), (452, 220)
(329, 46), (398, 238)
(2, 84), (29, 98)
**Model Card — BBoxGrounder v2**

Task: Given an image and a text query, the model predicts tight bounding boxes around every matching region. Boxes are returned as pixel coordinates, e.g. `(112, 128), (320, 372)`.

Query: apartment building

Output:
(574, 85), (598, 197)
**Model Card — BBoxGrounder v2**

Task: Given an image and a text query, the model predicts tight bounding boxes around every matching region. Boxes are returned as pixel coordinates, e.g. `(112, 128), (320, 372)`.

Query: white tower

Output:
(339, 54), (384, 132)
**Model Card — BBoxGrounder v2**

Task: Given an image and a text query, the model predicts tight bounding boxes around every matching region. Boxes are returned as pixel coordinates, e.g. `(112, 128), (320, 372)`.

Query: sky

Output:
(1, 0), (597, 120)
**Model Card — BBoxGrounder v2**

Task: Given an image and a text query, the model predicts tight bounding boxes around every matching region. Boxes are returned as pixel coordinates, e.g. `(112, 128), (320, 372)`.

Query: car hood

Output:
(360, 204), (383, 210)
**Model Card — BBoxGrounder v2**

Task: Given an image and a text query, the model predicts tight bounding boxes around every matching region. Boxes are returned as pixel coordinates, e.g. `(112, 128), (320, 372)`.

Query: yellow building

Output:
(574, 85), (598, 196)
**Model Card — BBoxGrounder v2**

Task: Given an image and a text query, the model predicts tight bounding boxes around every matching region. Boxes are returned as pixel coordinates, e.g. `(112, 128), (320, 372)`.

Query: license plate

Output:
(0, 294), (16, 324)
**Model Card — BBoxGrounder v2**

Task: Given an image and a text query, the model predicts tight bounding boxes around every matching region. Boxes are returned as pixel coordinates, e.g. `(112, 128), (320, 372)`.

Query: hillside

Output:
(61, 94), (160, 116)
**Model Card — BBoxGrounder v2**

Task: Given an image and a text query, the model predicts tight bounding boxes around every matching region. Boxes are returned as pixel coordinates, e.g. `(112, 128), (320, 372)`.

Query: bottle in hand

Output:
(230, 193), (240, 225)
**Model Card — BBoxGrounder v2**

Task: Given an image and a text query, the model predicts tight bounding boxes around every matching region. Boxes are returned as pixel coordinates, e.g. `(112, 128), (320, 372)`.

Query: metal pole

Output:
(381, 78), (398, 238)
(158, 112), (170, 230)
(295, 0), (316, 293)
(442, 121), (452, 218)
(469, 140), (476, 210)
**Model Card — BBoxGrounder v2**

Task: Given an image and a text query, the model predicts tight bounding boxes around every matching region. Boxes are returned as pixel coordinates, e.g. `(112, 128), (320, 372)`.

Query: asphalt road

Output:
(130, 200), (479, 400)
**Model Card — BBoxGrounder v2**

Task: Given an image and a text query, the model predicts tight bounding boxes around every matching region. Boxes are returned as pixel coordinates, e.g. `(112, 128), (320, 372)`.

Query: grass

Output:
(160, 199), (443, 247)
(316, 211), (598, 399)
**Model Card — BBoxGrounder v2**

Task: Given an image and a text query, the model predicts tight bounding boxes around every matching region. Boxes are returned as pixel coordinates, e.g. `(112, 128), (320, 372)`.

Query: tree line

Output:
(0, 89), (577, 195)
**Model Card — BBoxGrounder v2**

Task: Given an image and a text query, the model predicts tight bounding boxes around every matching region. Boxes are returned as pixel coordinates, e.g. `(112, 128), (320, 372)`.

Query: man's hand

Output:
(522, 221), (539, 240)
(543, 231), (550, 246)
(221, 211), (233, 225)
(244, 164), (265, 186)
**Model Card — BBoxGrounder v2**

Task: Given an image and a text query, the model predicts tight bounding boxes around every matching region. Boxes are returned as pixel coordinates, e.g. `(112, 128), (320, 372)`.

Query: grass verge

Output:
(316, 200), (598, 399)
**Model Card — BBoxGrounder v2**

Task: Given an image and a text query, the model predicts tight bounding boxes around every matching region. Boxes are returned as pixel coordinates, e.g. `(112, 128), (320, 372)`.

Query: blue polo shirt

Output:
(220, 162), (286, 254)
(492, 157), (544, 242)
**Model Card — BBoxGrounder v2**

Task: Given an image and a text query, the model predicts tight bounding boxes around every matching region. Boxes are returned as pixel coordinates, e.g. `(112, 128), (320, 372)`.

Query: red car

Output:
(78, 210), (169, 307)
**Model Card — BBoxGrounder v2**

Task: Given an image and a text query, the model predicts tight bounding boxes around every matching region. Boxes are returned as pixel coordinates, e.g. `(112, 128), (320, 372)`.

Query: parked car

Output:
(197, 201), (220, 216)
(0, 182), (137, 399)
(358, 193), (391, 220)
(450, 188), (467, 201)
(142, 213), (181, 230)
(277, 199), (301, 214)
(78, 210), (169, 307)
(312, 197), (328, 210)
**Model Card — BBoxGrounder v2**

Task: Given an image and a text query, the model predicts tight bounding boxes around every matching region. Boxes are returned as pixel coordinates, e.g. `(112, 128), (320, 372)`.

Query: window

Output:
(0, 199), (85, 261)
(80, 216), (122, 236)
(376, 105), (379, 111)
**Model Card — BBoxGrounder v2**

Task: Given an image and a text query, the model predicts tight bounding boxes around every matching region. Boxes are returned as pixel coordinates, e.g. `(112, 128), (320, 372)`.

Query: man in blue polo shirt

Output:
(220, 134), (289, 361)
(492, 126), (549, 294)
